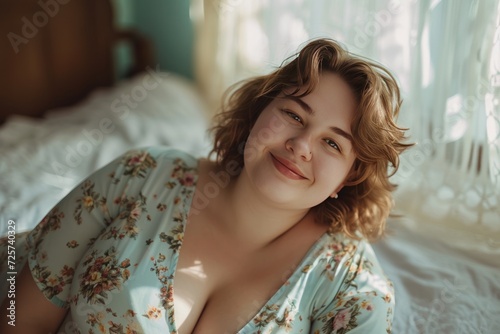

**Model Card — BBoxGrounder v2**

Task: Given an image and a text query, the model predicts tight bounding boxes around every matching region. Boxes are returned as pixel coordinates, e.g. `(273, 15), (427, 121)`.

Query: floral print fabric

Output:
(24, 147), (394, 333)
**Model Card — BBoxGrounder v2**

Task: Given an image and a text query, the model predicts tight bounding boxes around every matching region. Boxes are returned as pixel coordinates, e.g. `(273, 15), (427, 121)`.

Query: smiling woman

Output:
(0, 38), (411, 334)
(212, 38), (412, 241)
(240, 72), (358, 211)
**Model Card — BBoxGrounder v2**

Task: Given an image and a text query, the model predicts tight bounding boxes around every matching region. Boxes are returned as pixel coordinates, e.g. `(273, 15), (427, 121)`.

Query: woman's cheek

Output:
(269, 114), (287, 134)
(243, 137), (259, 163)
(244, 110), (289, 163)
(255, 115), (289, 145)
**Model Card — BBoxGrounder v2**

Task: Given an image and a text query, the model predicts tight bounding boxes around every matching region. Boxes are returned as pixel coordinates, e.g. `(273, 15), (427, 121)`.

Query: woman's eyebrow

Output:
(285, 96), (314, 114)
(330, 126), (353, 143)
(284, 96), (353, 143)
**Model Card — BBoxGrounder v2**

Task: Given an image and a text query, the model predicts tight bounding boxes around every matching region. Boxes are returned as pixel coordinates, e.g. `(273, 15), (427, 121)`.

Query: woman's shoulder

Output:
(299, 233), (394, 327)
(101, 146), (201, 187)
(125, 146), (199, 166)
(308, 232), (394, 297)
(300, 233), (394, 332)
(113, 146), (200, 175)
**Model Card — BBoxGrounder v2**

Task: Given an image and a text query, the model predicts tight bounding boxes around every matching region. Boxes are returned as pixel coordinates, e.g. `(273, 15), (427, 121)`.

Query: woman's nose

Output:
(285, 135), (312, 161)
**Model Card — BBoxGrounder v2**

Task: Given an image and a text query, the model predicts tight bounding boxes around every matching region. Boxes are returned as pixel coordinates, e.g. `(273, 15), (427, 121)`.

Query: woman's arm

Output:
(0, 148), (168, 333)
(0, 263), (68, 334)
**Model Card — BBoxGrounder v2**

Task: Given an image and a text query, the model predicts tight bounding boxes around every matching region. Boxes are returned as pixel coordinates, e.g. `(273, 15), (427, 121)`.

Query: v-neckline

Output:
(233, 232), (331, 333)
(168, 158), (331, 333)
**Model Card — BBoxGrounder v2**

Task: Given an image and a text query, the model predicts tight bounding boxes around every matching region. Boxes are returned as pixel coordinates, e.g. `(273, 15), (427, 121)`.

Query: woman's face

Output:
(243, 72), (357, 210)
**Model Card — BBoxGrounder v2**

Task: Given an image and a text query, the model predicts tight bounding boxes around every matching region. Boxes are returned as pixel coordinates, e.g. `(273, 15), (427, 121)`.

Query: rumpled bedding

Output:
(0, 72), (211, 236)
(373, 219), (500, 333)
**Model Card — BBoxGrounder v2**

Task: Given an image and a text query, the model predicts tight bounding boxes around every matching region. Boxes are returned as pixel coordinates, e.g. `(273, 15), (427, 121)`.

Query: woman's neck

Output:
(196, 159), (313, 252)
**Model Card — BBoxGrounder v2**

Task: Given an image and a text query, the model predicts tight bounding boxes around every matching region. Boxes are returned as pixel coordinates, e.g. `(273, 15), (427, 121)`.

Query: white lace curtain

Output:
(192, 0), (500, 249)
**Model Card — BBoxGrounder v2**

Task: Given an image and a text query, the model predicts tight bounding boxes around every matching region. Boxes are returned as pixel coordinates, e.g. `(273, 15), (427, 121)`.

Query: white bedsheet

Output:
(0, 72), (211, 236)
(373, 219), (500, 333)
(1, 74), (499, 333)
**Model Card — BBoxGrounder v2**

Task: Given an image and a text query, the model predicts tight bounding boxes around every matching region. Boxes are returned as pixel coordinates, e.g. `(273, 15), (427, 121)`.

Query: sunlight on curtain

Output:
(192, 0), (500, 250)
(392, 0), (500, 251)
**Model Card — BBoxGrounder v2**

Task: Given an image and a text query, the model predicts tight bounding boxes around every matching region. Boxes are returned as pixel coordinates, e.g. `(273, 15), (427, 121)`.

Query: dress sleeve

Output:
(310, 244), (395, 334)
(26, 148), (160, 308)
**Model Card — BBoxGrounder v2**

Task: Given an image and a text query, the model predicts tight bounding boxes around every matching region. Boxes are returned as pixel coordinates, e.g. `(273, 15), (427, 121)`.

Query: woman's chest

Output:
(173, 246), (291, 333)
(173, 217), (327, 333)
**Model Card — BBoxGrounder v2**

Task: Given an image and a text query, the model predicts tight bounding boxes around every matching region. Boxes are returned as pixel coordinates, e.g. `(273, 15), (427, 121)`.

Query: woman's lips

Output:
(270, 153), (307, 180)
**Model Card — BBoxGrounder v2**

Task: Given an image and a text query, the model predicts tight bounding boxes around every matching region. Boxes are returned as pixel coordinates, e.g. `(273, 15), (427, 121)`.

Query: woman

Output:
(1, 38), (411, 333)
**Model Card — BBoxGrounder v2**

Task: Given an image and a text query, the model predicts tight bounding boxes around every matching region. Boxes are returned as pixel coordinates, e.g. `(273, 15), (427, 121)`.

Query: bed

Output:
(1, 1), (499, 333)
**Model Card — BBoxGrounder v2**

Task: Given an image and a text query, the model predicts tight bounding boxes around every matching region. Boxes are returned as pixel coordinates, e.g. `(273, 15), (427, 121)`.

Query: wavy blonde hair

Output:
(210, 38), (413, 241)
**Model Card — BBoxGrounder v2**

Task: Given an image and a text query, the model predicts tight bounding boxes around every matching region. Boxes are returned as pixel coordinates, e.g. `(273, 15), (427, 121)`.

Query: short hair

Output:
(210, 38), (413, 241)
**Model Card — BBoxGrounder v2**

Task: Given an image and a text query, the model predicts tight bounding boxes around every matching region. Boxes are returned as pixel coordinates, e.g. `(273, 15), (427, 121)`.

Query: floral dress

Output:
(22, 147), (394, 333)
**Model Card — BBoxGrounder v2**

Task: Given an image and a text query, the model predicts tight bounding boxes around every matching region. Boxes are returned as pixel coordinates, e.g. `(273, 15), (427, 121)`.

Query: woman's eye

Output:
(283, 110), (302, 123)
(325, 139), (341, 152)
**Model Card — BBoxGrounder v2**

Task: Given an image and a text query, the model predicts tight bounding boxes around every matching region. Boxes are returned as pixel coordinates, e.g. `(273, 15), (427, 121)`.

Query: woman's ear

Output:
(342, 159), (363, 187)
(330, 160), (362, 198)
(330, 184), (344, 198)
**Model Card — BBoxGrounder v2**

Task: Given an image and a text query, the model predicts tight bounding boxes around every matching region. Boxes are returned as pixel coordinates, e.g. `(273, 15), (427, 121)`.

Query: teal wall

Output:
(114, 0), (195, 80)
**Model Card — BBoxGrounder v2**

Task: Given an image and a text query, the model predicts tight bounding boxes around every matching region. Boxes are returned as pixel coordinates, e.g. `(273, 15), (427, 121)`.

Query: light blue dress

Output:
(22, 147), (394, 333)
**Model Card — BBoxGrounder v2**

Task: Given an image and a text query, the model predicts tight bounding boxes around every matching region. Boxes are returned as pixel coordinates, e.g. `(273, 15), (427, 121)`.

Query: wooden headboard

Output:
(0, 0), (154, 123)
